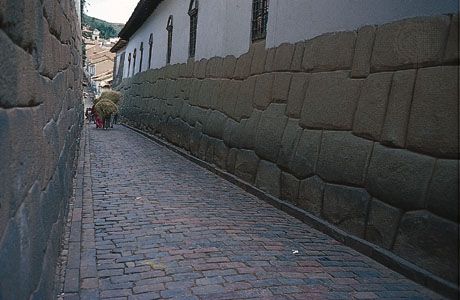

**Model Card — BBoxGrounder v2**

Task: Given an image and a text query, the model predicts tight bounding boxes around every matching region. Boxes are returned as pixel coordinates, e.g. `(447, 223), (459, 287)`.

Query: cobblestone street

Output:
(58, 124), (444, 300)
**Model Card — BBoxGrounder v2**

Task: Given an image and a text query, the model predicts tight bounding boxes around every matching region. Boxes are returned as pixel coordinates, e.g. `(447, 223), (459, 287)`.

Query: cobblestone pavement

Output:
(58, 124), (444, 300)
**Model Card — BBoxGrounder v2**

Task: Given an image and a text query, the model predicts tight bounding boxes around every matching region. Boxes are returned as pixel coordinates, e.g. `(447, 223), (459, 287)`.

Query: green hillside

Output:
(82, 14), (124, 39)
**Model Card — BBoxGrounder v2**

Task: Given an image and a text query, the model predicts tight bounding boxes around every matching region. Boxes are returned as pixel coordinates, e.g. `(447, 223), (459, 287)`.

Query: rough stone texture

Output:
(255, 104), (288, 163)
(206, 57), (223, 78)
(272, 73), (292, 103)
(273, 43), (295, 71)
(235, 76), (256, 121)
(393, 211), (459, 283)
(280, 172), (300, 205)
(353, 72), (393, 140)
(286, 73), (309, 118)
(255, 160), (281, 198)
(380, 69), (416, 148)
(300, 71), (362, 130)
(444, 14), (459, 63)
(298, 176), (325, 217)
(203, 110), (227, 139)
(250, 41), (267, 75)
(323, 185), (371, 238)
(290, 42), (305, 71)
(277, 119), (302, 170)
(317, 131), (373, 186)
(264, 47), (276, 72)
(351, 25), (376, 78)
(221, 55), (237, 78)
(220, 80), (240, 119)
(426, 159), (459, 223)
(0, 0), (83, 299)
(406, 66), (459, 158)
(371, 16), (450, 71)
(287, 129), (322, 179)
(253, 73), (274, 110)
(366, 144), (435, 211)
(365, 199), (402, 250)
(234, 149), (260, 184)
(303, 31), (356, 72)
(193, 58), (208, 79)
(233, 52), (253, 79)
(233, 110), (261, 150)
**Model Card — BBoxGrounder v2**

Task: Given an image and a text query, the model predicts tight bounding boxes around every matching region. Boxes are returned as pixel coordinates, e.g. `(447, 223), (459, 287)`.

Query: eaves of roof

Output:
(118, 0), (165, 40)
(110, 39), (128, 53)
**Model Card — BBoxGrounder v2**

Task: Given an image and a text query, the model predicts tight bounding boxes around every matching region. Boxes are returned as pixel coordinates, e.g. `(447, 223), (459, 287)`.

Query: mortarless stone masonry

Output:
(0, 0), (83, 299)
(116, 14), (459, 285)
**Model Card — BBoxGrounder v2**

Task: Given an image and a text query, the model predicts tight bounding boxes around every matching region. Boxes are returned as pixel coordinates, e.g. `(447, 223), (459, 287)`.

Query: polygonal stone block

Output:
(250, 41), (267, 75)
(212, 140), (229, 170)
(255, 104), (288, 162)
(235, 149), (260, 184)
(255, 160), (281, 198)
(298, 176), (325, 217)
(219, 80), (240, 119)
(351, 25), (376, 78)
(264, 47), (276, 72)
(290, 42), (305, 71)
(353, 72), (393, 140)
(381, 69), (416, 148)
(277, 118), (302, 170)
(188, 79), (202, 106)
(366, 144), (435, 211)
(226, 148), (238, 174)
(233, 110), (261, 150)
(406, 66), (459, 158)
(222, 118), (238, 147)
(302, 31), (356, 72)
(280, 172), (300, 205)
(317, 131), (373, 186)
(253, 73), (274, 110)
(365, 199), (402, 250)
(206, 57), (223, 78)
(233, 52), (253, 79)
(193, 59), (208, 79)
(300, 71), (362, 130)
(222, 55), (237, 79)
(203, 110), (227, 139)
(286, 73), (309, 118)
(444, 14), (458, 63)
(272, 73), (292, 103)
(323, 184), (371, 238)
(393, 210), (459, 283)
(371, 16), (450, 71)
(287, 129), (322, 179)
(235, 77), (256, 121)
(273, 43), (295, 71)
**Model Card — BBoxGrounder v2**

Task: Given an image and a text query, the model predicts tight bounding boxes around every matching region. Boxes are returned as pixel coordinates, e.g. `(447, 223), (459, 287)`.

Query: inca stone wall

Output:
(0, 0), (83, 299)
(117, 14), (459, 284)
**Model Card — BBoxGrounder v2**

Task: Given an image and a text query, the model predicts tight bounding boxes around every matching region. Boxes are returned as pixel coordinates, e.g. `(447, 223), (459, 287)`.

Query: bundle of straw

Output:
(95, 91), (121, 105)
(94, 99), (118, 119)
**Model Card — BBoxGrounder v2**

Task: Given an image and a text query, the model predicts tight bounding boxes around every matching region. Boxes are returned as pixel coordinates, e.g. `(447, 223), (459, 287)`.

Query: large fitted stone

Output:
(366, 144), (435, 211)
(351, 26), (376, 78)
(193, 59), (208, 79)
(426, 159), (459, 222)
(287, 129), (322, 179)
(234, 149), (260, 184)
(365, 199), (402, 250)
(206, 57), (223, 78)
(371, 16), (450, 71)
(212, 140), (229, 170)
(235, 77), (256, 120)
(253, 74), (274, 110)
(189, 125), (203, 156)
(272, 73), (292, 103)
(290, 42), (305, 71)
(393, 211), (459, 283)
(277, 119), (302, 170)
(273, 43), (295, 71)
(298, 176), (325, 217)
(226, 148), (238, 174)
(222, 55), (237, 78)
(219, 80), (240, 118)
(286, 73), (309, 118)
(381, 69), (416, 148)
(280, 172), (300, 205)
(222, 118), (238, 147)
(233, 110), (261, 150)
(406, 66), (459, 158)
(323, 184), (371, 238)
(444, 14), (458, 63)
(188, 79), (202, 106)
(317, 131), (373, 186)
(198, 79), (219, 109)
(255, 104), (288, 162)
(302, 31), (356, 72)
(300, 71), (362, 130)
(255, 160), (281, 198)
(264, 47), (276, 72)
(353, 72), (393, 140)
(184, 106), (208, 127)
(234, 52), (253, 79)
(203, 110), (227, 139)
(250, 41), (267, 75)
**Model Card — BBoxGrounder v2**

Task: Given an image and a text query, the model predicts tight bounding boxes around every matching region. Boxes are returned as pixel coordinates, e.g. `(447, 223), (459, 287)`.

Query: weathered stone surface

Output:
(203, 110), (227, 139)
(371, 16), (450, 71)
(353, 72), (393, 140)
(298, 176), (325, 217)
(323, 184), (371, 238)
(287, 129), (322, 179)
(197, 134), (209, 160)
(286, 73), (309, 118)
(212, 140), (229, 169)
(184, 105), (208, 127)
(406, 66), (459, 158)
(255, 104), (288, 162)
(188, 79), (202, 106)
(226, 148), (238, 174)
(219, 80), (240, 118)
(300, 71), (362, 130)
(206, 57), (223, 78)
(381, 69), (416, 148)
(222, 55), (237, 78)
(233, 110), (261, 150)
(234, 149), (260, 184)
(365, 199), (402, 249)
(444, 14), (458, 63)
(193, 58), (208, 79)
(426, 159), (459, 223)
(280, 172), (300, 205)
(290, 42), (305, 71)
(222, 117), (238, 147)
(189, 125), (203, 156)
(317, 131), (373, 186)
(272, 73), (292, 103)
(366, 144), (435, 211)
(393, 210), (459, 283)
(255, 160), (281, 198)
(235, 76), (256, 121)
(184, 58), (195, 77)
(273, 43), (295, 71)
(198, 79), (219, 109)
(253, 73), (274, 110)
(351, 25), (376, 78)
(303, 31), (356, 72)
(277, 118), (302, 170)
(250, 41), (267, 75)
(233, 52), (253, 79)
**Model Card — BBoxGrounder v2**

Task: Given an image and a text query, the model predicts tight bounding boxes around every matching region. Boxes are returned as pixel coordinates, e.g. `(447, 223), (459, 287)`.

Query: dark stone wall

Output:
(117, 14), (459, 284)
(0, 0), (83, 299)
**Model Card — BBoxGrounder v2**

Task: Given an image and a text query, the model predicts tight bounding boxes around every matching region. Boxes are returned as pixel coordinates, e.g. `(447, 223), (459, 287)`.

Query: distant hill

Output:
(82, 14), (124, 39)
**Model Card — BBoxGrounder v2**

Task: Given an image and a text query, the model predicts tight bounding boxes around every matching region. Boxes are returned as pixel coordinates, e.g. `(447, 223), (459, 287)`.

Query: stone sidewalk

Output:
(57, 124), (444, 300)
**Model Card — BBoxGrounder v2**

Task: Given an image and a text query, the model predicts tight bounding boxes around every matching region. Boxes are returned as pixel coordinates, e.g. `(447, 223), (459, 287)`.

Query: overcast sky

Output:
(85, 0), (139, 23)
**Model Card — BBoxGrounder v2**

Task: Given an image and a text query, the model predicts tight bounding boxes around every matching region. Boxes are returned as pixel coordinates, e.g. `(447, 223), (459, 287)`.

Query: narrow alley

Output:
(57, 124), (443, 300)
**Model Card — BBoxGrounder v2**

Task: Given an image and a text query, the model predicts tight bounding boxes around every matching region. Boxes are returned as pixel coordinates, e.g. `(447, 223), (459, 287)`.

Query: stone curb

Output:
(124, 124), (459, 299)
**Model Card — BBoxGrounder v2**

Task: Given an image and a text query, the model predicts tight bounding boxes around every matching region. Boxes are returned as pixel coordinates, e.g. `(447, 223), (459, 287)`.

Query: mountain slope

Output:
(82, 14), (124, 39)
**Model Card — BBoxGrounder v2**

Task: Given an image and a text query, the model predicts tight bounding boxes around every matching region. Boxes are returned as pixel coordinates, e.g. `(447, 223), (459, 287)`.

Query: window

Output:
(148, 33), (154, 69)
(139, 42), (144, 72)
(127, 53), (131, 77)
(166, 15), (173, 64)
(132, 48), (137, 76)
(251, 0), (269, 41)
(188, 0), (198, 58)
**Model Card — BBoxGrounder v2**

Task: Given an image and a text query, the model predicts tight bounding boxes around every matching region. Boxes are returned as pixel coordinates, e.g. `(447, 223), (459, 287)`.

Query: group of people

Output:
(85, 107), (118, 129)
